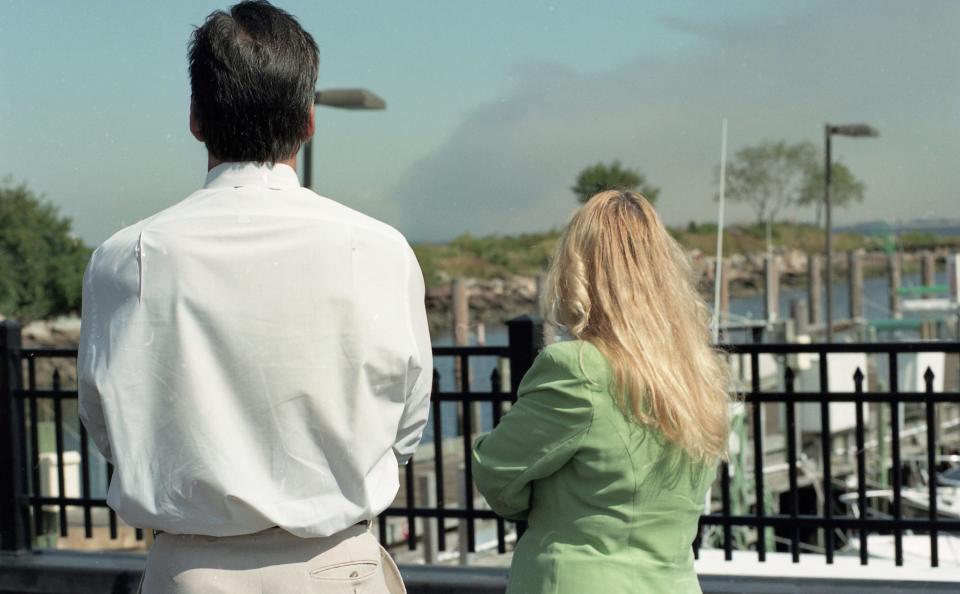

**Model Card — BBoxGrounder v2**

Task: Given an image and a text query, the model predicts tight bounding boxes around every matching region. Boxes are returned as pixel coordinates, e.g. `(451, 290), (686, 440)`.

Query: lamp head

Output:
(828, 124), (879, 138)
(314, 88), (386, 110)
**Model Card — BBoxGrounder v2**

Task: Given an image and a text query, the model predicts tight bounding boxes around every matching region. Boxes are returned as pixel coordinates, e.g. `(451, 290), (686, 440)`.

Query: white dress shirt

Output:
(78, 162), (432, 538)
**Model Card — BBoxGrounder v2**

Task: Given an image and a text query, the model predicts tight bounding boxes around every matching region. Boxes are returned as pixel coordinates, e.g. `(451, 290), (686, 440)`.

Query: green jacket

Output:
(473, 340), (716, 594)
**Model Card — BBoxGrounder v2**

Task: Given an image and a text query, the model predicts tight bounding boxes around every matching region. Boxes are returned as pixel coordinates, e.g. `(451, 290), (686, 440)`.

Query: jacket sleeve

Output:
(77, 249), (114, 464)
(472, 345), (594, 520)
(393, 246), (433, 465)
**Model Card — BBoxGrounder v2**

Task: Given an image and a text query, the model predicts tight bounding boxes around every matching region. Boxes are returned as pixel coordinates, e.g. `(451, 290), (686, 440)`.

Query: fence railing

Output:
(2, 319), (960, 569)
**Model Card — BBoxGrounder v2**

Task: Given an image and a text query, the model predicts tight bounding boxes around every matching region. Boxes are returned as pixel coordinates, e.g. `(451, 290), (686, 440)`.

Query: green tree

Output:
(0, 178), (91, 320)
(571, 161), (660, 204)
(797, 160), (866, 227)
(722, 141), (816, 225)
(720, 140), (817, 252)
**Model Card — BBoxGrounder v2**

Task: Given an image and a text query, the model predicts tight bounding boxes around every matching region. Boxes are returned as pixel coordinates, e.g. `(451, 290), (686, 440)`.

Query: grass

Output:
(672, 221), (876, 255)
(412, 231), (561, 287)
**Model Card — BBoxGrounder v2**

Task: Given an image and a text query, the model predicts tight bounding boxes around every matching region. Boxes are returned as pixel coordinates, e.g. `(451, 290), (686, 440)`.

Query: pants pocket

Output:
(307, 532), (393, 593)
(310, 559), (381, 581)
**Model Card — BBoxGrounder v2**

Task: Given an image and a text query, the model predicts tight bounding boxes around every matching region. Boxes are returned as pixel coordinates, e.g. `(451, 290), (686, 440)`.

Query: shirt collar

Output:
(203, 162), (301, 190)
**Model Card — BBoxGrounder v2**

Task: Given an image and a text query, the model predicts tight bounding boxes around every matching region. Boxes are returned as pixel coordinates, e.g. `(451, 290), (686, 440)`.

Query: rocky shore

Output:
(425, 276), (540, 334)
(425, 247), (947, 333)
(424, 249), (818, 333)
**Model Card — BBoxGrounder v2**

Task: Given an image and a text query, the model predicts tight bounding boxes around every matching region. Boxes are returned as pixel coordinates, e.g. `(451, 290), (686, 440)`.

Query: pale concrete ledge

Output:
(2, 550), (959, 594)
(695, 548), (960, 585)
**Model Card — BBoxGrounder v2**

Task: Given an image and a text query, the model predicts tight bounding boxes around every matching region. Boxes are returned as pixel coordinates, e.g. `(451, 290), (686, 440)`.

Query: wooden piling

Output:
(922, 251), (936, 298)
(719, 259), (731, 327)
(790, 298), (809, 336)
(452, 278), (469, 392)
(452, 279), (469, 348)
(764, 254), (779, 322)
(452, 278), (479, 435)
(537, 272), (557, 345)
(808, 254), (823, 326)
(888, 253), (902, 319)
(848, 249), (865, 320)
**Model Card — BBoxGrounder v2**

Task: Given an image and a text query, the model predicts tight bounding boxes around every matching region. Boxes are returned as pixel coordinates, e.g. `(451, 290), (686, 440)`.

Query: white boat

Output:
(839, 489), (960, 567)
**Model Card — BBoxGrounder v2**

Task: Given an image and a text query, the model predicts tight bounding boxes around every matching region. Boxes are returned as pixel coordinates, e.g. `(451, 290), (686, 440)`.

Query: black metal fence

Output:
(378, 316), (541, 556)
(703, 341), (960, 568)
(2, 319), (959, 569)
(0, 316), (543, 556)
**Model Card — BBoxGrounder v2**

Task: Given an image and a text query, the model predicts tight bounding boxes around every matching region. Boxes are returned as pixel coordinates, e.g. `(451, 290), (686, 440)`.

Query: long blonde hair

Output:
(544, 190), (731, 463)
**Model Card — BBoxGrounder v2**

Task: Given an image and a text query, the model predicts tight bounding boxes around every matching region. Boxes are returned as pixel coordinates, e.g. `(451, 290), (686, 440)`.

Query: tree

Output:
(0, 178), (91, 320)
(797, 160), (866, 227)
(722, 141), (816, 226)
(720, 140), (817, 253)
(571, 161), (660, 204)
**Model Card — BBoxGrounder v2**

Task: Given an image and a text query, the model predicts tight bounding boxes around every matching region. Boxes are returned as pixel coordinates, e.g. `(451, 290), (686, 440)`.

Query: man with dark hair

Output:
(187, 0), (319, 165)
(77, 2), (429, 592)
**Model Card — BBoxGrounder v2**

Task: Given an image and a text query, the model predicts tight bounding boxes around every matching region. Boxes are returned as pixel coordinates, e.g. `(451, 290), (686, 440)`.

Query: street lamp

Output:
(303, 88), (387, 188)
(824, 123), (878, 342)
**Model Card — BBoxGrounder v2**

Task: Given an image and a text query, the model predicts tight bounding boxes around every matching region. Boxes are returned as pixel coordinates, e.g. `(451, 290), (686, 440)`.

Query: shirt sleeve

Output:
(393, 246), (433, 465)
(77, 249), (114, 464)
(472, 345), (594, 520)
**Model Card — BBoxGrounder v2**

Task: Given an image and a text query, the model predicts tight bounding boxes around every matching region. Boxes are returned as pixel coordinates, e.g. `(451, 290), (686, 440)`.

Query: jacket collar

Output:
(203, 162), (301, 190)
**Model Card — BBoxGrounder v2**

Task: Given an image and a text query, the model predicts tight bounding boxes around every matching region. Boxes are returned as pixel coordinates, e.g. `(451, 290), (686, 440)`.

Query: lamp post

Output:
(824, 123), (878, 342)
(303, 88), (386, 189)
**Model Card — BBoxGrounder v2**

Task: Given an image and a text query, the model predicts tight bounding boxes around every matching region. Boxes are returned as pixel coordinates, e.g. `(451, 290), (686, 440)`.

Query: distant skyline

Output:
(2, 1), (958, 246)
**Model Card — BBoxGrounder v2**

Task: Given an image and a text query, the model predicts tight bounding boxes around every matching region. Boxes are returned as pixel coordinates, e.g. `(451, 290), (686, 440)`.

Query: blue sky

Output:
(1, 1), (958, 245)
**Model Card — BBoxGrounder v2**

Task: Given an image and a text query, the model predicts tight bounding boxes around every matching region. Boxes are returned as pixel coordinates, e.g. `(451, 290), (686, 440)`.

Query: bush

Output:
(412, 231), (561, 288)
(0, 179), (91, 320)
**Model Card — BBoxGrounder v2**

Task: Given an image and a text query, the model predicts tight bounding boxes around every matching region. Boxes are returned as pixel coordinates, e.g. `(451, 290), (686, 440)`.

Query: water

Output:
(729, 269), (949, 323)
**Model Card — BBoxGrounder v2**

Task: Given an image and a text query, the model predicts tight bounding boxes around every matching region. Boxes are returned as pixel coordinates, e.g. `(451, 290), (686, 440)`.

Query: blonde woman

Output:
(472, 190), (731, 594)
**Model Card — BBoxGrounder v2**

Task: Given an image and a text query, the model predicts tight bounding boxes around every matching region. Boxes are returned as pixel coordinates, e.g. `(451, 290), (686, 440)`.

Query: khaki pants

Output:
(139, 524), (406, 594)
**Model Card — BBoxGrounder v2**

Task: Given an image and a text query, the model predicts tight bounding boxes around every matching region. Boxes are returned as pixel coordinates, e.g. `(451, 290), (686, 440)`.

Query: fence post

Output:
(457, 463), (472, 565)
(505, 316), (541, 542)
(0, 321), (30, 554)
(419, 472), (438, 564)
(506, 315), (544, 394)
